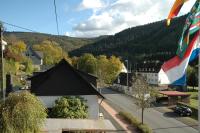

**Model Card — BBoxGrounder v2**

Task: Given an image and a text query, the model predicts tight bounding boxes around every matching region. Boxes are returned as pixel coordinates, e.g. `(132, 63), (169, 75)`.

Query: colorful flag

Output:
(176, 0), (200, 58)
(167, 0), (188, 26)
(158, 31), (200, 85)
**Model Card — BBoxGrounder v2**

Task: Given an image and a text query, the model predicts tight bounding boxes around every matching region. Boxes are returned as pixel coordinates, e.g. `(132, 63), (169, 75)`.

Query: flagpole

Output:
(198, 30), (200, 133)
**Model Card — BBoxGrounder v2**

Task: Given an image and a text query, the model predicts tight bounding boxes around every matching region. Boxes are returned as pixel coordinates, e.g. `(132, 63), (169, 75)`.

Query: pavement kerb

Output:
(101, 101), (136, 133)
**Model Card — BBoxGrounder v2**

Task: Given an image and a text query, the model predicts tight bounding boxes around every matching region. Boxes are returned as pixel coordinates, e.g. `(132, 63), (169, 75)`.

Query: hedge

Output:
(177, 102), (198, 119)
(119, 111), (152, 133)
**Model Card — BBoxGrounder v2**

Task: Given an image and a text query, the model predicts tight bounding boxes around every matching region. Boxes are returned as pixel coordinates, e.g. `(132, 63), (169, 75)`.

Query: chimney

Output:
(6, 74), (13, 96)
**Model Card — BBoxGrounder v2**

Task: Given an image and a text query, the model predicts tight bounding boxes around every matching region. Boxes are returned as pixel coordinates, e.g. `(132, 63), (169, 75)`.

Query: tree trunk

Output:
(142, 108), (144, 124)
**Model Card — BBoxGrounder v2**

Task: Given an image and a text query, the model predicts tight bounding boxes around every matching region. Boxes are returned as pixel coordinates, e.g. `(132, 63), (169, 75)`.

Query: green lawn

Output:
(186, 92), (198, 109)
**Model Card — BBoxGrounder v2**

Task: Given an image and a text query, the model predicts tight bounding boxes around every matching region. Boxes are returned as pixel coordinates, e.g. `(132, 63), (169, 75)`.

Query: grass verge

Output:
(119, 111), (152, 133)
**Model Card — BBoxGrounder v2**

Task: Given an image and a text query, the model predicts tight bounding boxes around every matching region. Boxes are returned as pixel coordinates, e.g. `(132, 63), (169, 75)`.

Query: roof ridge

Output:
(30, 59), (104, 98)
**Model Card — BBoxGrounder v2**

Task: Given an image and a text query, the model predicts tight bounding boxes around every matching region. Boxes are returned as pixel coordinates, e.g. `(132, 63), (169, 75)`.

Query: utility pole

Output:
(125, 60), (128, 90)
(0, 27), (4, 100)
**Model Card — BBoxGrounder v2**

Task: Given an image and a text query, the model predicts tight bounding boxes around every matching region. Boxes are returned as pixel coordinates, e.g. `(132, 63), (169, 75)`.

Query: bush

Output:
(119, 111), (152, 133)
(0, 91), (47, 133)
(138, 124), (152, 133)
(119, 111), (140, 126)
(50, 96), (88, 119)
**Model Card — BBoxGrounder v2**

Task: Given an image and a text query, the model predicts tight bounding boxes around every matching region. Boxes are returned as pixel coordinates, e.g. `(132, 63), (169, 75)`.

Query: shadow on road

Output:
(163, 112), (179, 118)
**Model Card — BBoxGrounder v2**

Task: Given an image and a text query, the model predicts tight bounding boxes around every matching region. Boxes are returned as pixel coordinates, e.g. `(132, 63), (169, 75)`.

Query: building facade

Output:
(29, 59), (104, 119)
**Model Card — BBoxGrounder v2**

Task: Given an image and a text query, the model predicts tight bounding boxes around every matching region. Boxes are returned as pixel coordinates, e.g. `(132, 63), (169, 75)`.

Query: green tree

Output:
(24, 59), (34, 74)
(50, 96), (88, 119)
(187, 66), (197, 90)
(77, 53), (97, 74)
(0, 91), (47, 133)
(131, 74), (155, 124)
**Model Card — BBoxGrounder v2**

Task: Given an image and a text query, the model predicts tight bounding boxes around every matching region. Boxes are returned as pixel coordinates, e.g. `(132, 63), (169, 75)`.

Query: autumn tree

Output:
(96, 55), (109, 87)
(106, 55), (122, 84)
(0, 91), (47, 133)
(131, 74), (155, 124)
(73, 54), (123, 85)
(24, 59), (34, 74)
(14, 41), (27, 53)
(77, 53), (97, 74)
(4, 59), (20, 75)
(33, 40), (71, 65)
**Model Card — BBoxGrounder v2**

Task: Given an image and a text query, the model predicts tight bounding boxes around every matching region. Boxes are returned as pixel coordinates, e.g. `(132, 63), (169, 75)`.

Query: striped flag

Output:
(176, 0), (200, 58)
(158, 31), (200, 85)
(158, 0), (200, 86)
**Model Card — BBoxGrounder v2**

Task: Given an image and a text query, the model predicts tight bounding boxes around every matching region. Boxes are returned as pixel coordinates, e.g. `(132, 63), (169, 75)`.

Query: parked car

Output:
(174, 106), (192, 116)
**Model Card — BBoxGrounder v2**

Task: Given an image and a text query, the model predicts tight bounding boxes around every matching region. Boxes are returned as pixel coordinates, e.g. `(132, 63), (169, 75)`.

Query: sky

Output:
(0, 0), (196, 38)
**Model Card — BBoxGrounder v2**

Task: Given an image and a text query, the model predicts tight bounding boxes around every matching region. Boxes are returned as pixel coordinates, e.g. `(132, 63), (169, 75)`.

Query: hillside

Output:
(70, 15), (187, 70)
(3, 32), (100, 52)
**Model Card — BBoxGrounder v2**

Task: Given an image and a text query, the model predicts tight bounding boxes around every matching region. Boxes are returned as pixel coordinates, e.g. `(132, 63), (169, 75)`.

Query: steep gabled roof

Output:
(30, 59), (103, 98)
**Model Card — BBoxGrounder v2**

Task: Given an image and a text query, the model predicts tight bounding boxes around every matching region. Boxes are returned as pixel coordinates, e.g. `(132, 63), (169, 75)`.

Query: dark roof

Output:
(34, 51), (43, 59)
(29, 59), (103, 98)
(27, 46), (43, 59)
(75, 69), (98, 79)
(75, 69), (98, 87)
(113, 72), (134, 86)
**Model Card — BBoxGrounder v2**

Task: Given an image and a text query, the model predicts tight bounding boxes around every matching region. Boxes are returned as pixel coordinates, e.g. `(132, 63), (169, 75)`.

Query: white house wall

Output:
(38, 95), (99, 119)
(141, 72), (158, 85)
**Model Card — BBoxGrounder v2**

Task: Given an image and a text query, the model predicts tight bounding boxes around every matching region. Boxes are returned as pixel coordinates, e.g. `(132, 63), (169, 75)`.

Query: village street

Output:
(101, 88), (198, 133)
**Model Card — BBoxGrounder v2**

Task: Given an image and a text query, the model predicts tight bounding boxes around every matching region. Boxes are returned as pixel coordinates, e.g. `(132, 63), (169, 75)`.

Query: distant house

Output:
(121, 63), (128, 73)
(137, 67), (159, 85)
(25, 46), (43, 70)
(29, 59), (104, 119)
(112, 72), (134, 93)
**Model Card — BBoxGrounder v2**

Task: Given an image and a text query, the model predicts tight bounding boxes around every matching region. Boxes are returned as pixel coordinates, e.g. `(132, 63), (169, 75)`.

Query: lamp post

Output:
(0, 26), (7, 101)
(125, 60), (128, 90)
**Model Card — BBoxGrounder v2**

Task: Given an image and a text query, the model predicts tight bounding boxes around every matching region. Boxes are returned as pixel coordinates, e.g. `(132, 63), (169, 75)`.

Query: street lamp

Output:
(125, 60), (128, 90)
(0, 27), (7, 101)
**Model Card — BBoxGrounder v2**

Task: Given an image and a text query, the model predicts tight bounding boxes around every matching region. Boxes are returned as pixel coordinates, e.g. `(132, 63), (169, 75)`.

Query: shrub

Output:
(119, 111), (140, 126)
(0, 91), (47, 133)
(119, 111), (152, 133)
(50, 96), (88, 119)
(138, 124), (152, 133)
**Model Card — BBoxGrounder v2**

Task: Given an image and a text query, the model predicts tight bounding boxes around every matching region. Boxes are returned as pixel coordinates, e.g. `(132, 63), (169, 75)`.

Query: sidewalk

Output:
(101, 101), (137, 133)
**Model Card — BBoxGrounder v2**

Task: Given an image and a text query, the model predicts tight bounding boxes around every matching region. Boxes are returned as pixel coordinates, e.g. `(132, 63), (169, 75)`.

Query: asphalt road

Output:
(102, 88), (198, 133)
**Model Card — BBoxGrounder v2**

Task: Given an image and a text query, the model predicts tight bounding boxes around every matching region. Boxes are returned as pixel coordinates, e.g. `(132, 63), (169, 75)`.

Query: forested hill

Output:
(3, 32), (100, 52)
(70, 15), (187, 70)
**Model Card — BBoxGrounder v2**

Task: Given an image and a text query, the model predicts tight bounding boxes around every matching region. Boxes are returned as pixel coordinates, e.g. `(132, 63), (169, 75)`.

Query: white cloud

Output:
(78, 0), (105, 10)
(67, 0), (196, 37)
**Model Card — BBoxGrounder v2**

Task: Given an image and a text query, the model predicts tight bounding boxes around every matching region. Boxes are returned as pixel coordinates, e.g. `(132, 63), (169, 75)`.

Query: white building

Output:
(2, 40), (7, 50)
